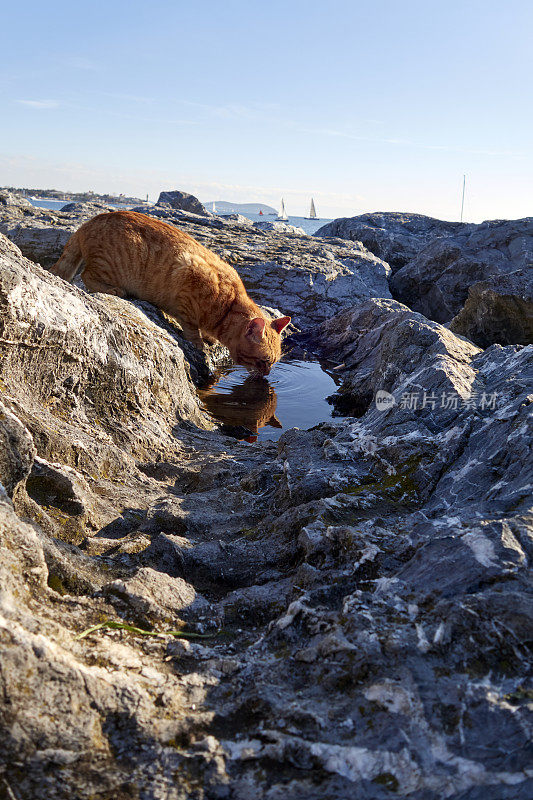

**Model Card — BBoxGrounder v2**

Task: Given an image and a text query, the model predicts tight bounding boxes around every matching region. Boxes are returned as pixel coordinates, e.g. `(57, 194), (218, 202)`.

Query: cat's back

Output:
(77, 210), (194, 254)
(74, 210), (247, 314)
(78, 210), (238, 280)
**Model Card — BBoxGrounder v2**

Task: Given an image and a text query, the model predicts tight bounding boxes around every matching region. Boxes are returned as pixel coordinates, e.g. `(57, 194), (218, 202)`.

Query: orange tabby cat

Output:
(50, 210), (291, 375)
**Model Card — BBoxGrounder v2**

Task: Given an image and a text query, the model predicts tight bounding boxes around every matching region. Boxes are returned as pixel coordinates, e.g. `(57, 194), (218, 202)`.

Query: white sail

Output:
(212, 202), (216, 213)
(309, 198), (317, 219)
(277, 198), (288, 221)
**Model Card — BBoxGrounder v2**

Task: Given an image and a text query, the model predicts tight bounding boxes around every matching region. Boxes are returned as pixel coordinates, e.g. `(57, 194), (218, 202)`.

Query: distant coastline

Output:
(204, 200), (277, 215)
(5, 187), (146, 206)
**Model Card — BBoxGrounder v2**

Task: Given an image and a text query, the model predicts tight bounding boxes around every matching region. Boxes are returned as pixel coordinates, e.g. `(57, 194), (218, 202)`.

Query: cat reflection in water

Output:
(199, 376), (282, 442)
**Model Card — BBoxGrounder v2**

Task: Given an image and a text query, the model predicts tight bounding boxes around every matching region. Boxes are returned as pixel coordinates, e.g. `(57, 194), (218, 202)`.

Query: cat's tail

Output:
(49, 230), (83, 282)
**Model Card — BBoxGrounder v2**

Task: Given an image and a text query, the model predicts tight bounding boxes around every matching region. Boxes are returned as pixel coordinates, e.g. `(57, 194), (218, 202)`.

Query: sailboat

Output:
(211, 202), (217, 213)
(276, 198), (288, 221)
(305, 198), (318, 220)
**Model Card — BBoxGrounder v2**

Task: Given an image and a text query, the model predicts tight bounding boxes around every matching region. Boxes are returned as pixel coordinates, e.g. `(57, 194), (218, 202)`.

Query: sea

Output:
(27, 198), (331, 236)
(29, 198), (69, 210)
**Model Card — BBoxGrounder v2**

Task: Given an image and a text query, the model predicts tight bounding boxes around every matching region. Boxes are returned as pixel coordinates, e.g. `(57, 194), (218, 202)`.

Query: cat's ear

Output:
(268, 414), (283, 429)
(272, 316), (291, 334)
(245, 317), (266, 342)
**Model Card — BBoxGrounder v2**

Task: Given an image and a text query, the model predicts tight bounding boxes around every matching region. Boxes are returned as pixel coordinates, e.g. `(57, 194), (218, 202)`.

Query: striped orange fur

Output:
(51, 211), (291, 375)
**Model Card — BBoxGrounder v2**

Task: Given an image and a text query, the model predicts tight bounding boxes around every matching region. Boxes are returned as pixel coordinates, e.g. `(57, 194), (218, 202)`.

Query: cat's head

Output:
(231, 316), (291, 376)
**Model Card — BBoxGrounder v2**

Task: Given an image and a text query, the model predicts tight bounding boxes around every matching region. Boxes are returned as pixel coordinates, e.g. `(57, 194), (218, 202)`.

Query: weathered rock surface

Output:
(60, 200), (111, 214)
(0, 189), (34, 208)
(156, 189), (210, 216)
(0, 203), (109, 268)
(315, 211), (468, 272)
(0, 400), (35, 496)
(253, 219), (306, 236)
(0, 204), (532, 800)
(317, 212), (533, 345)
(390, 217), (533, 324)
(449, 268), (533, 346)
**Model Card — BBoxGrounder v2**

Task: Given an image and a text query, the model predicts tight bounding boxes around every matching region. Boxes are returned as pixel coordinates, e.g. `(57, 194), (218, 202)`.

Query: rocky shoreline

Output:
(0, 190), (531, 799)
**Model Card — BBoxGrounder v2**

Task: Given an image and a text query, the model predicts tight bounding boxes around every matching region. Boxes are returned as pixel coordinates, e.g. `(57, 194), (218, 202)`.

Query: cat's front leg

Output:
(82, 273), (127, 298)
(180, 321), (207, 351)
(200, 330), (217, 346)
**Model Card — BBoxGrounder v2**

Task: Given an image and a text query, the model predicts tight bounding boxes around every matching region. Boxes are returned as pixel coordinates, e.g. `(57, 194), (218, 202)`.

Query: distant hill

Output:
(204, 200), (277, 215)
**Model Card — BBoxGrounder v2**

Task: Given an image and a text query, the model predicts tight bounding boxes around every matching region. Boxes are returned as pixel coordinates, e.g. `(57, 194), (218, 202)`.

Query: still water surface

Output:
(199, 358), (343, 442)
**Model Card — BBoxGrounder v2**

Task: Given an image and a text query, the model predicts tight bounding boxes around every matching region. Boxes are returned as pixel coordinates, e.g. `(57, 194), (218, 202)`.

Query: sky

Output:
(1, 0), (531, 221)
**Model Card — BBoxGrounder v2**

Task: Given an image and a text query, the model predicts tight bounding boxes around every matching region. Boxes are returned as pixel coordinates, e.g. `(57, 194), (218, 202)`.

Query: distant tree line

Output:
(4, 187), (145, 204)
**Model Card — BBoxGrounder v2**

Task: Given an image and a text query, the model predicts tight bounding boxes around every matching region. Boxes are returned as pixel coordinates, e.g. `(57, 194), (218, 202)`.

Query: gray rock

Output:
(317, 213), (533, 346)
(390, 217), (533, 323)
(0, 204), (532, 800)
(0, 189), (34, 208)
(315, 211), (468, 271)
(0, 232), (211, 474)
(253, 220), (307, 236)
(0, 204), (81, 267)
(218, 213), (253, 226)
(305, 297), (480, 417)
(60, 200), (111, 214)
(156, 189), (210, 216)
(101, 566), (210, 625)
(449, 268), (533, 346)
(0, 401), (35, 496)
(3, 219), (74, 268)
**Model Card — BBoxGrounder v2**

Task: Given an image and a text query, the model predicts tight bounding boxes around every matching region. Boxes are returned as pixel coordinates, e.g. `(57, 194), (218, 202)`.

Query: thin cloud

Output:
(16, 99), (59, 110)
(297, 125), (525, 158)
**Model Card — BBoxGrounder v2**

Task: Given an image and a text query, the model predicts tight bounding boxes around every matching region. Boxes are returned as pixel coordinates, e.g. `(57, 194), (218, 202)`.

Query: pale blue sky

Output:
(1, 0), (531, 220)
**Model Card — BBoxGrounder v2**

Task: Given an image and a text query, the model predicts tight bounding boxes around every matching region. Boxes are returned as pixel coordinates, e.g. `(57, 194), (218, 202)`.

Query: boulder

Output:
(315, 211), (468, 271)
(306, 297), (480, 417)
(0, 233), (210, 474)
(253, 220), (307, 235)
(306, 298), (532, 516)
(449, 268), (533, 346)
(60, 201), (111, 214)
(0, 189), (34, 208)
(156, 189), (209, 216)
(218, 212), (253, 226)
(0, 202), (82, 267)
(390, 217), (533, 323)
(317, 213), (533, 345)
(0, 217), (75, 268)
